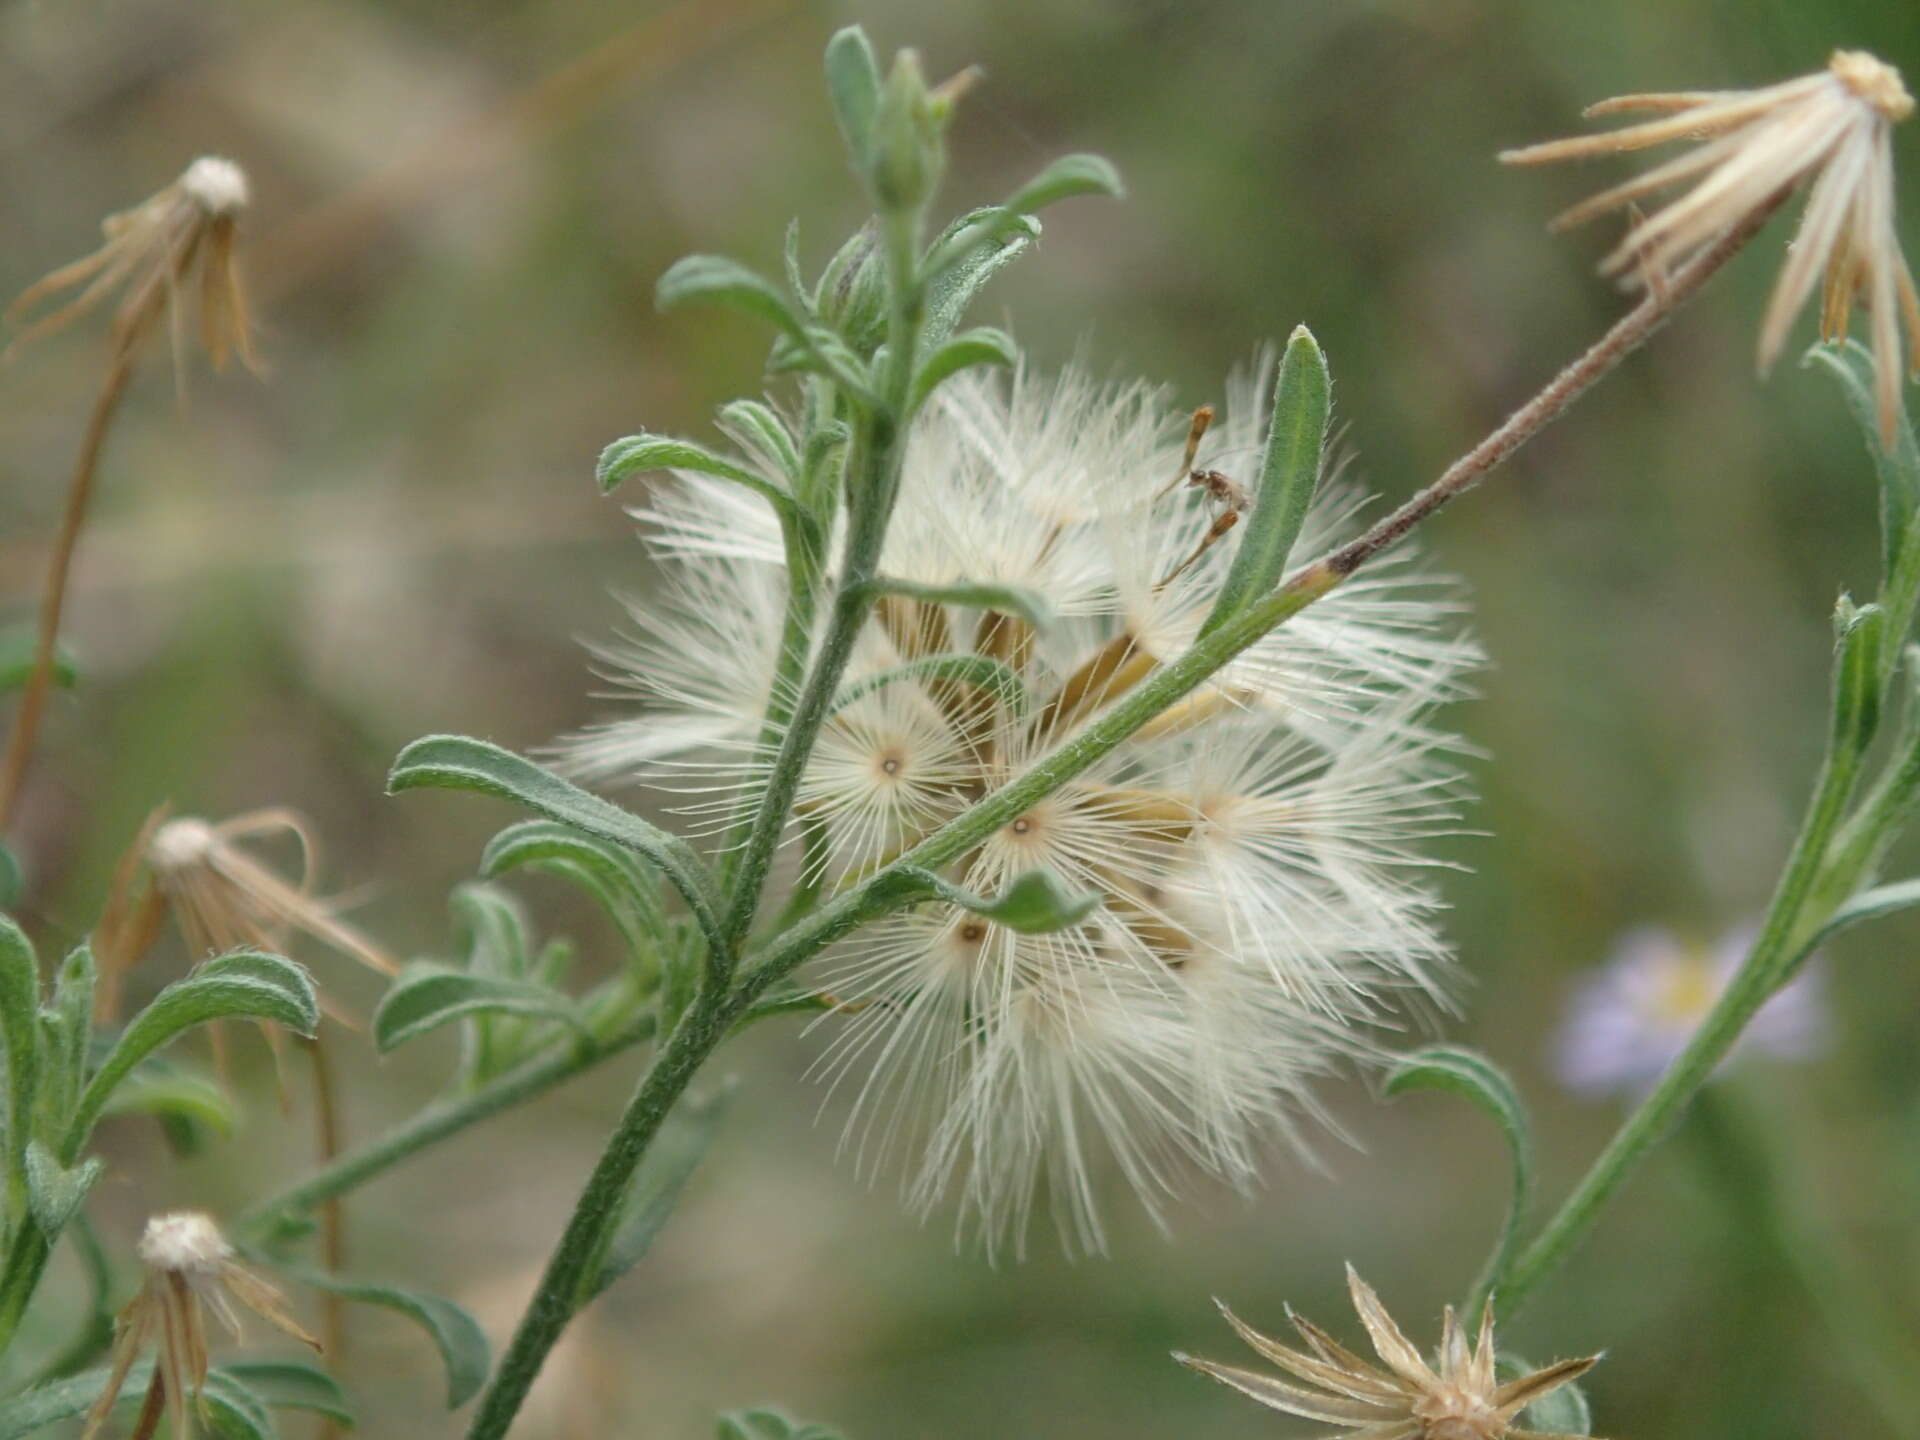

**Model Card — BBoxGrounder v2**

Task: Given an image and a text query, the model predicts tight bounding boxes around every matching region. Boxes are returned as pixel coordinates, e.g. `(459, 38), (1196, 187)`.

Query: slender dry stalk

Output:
(0, 351), (134, 828)
(0, 158), (257, 832)
(1304, 186), (1793, 586)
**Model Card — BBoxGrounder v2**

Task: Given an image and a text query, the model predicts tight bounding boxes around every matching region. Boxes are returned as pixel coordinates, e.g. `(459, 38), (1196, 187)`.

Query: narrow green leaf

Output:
(1784, 876), (1920, 985)
(814, 224), (889, 354)
(856, 576), (1052, 631)
(216, 1362), (355, 1426)
(372, 963), (584, 1056)
(388, 735), (727, 959)
(596, 432), (804, 521)
(481, 820), (669, 959)
(1384, 1045), (1533, 1307)
(450, 884), (534, 982)
(883, 867), (1101, 934)
(584, 1084), (731, 1301)
(909, 326), (1017, 411)
(0, 629), (76, 694)
(832, 653), (1030, 720)
(1831, 597), (1886, 753)
(297, 1273), (491, 1408)
(921, 209), (1041, 348)
(1497, 1354), (1592, 1436)
(32, 945), (95, 1149)
(1806, 340), (1920, 576)
(823, 25), (881, 162)
(767, 325), (876, 401)
(1, 915), (40, 1213)
(0, 840), (19, 909)
(24, 1139), (102, 1237)
(1202, 326), (1331, 634)
(656, 255), (807, 338)
(69, 950), (318, 1152)
(1001, 152), (1125, 215)
(718, 400), (802, 483)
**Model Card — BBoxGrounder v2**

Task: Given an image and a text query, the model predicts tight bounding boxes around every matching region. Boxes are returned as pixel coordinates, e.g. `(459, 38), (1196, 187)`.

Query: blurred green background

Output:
(6, 0), (1920, 1435)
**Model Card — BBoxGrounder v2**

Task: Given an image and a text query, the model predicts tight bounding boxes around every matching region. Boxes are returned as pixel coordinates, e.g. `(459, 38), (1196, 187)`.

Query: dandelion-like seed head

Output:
(1179, 1266), (1602, 1440)
(6, 154), (257, 373)
(1503, 49), (1919, 442)
(139, 809), (394, 977)
(1832, 49), (1913, 123)
(147, 817), (218, 873)
(567, 353), (1478, 1254)
(85, 1212), (316, 1440)
(179, 156), (251, 218)
(135, 1211), (232, 1275)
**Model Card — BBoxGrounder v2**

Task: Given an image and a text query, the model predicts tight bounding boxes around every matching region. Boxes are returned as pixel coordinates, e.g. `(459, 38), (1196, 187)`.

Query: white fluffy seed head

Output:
(567, 355), (1478, 1253)
(180, 156), (249, 217)
(137, 1211), (232, 1274)
(148, 817), (218, 873)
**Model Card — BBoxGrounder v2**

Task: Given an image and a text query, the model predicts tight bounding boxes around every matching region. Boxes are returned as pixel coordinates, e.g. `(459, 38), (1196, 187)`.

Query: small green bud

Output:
(815, 223), (891, 354)
(870, 50), (943, 215)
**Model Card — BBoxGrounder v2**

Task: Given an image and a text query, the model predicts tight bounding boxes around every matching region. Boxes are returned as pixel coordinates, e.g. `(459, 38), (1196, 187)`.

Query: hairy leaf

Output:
(656, 255), (807, 338)
(823, 25), (881, 163)
(388, 735), (726, 958)
(909, 326), (1017, 411)
(297, 1273), (491, 1408)
(1385, 1045), (1533, 1303)
(71, 952), (316, 1149)
(372, 964), (584, 1056)
(24, 1140), (102, 1237)
(1000, 152), (1125, 215)
(481, 820), (669, 959)
(1202, 325), (1331, 634)
(883, 867), (1101, 934)
(1, 915), (39, 1209)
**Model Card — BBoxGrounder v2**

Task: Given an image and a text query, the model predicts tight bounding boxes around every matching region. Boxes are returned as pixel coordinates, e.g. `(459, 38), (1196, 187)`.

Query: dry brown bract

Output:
(84, 1212), (317, 1440)
(1177, 1265), (1601, 1440)
(5, 155), (257, 374)
(1503, 50), (1918, 444)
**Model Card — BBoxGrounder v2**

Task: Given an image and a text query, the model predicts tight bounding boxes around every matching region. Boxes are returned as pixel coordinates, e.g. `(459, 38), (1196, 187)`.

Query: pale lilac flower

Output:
(1553, 925), (1826, 1098)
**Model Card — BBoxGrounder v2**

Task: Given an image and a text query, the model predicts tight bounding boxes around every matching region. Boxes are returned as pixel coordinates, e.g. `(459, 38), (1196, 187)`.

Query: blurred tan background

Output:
(5, 0), (1920, 1435)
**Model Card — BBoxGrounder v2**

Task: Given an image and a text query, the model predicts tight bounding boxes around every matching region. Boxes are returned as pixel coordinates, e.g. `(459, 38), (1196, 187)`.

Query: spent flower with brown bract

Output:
(1177, 1265), (1601, 1440)
(5, 155), (257, 373)
(141, 809), (395, 979)
(84, 1212), (317, 1440)
(1503, 50), (1918, 443)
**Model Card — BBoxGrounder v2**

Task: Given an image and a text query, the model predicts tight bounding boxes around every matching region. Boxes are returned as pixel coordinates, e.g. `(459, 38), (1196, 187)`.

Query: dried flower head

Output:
(142, 809), (394, 978)
(6, 154), (257, 374)
(1503, 50), (1918, 442)
(85, 1212), (316, 1440)
(1178, 1265), (1602, 1440)
(1553, 923), (1826, 1098)
(564, 353), (1478, 1254)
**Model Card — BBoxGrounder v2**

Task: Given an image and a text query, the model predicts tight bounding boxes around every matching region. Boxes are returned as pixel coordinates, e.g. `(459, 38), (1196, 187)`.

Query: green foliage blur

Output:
(4, 1), (1919, 1436)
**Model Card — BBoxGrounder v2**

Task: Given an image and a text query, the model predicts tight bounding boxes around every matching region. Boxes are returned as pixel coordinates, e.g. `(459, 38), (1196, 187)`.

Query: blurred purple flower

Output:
(1553, 924), (1827, 1099)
